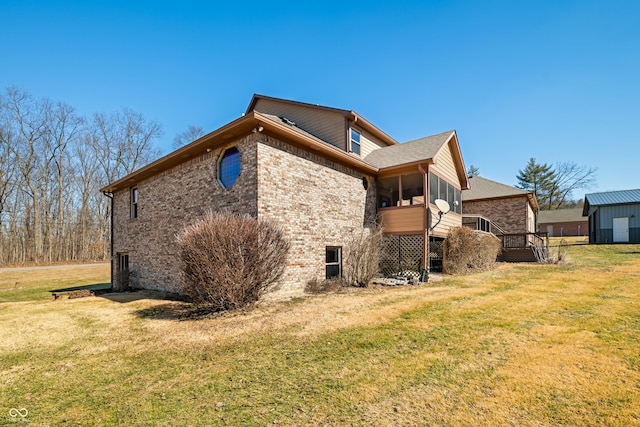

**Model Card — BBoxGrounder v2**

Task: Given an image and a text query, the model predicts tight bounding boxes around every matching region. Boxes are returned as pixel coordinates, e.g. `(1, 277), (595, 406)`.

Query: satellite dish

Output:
(435, 199), (451, 214)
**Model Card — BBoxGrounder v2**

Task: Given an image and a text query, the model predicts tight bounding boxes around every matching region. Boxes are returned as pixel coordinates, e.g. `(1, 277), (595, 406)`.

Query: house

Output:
(462, 176), (538, 234)
(537, 208), (588, 237)
(461, 176), (544, 262)
(100, 95), (469, 295)
(583, 189), (640, 243)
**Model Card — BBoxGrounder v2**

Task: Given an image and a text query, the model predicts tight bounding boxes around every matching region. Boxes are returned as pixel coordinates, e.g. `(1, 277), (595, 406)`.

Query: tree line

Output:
(0, 86), (162, 265)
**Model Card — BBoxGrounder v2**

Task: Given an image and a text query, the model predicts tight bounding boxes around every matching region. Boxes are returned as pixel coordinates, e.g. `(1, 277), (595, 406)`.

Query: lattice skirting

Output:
(379, 235), (444, 278)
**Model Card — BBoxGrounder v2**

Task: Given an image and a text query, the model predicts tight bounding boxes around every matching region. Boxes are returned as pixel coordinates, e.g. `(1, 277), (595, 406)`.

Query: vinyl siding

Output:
(358, 128), (387, 158)
(431, 141), (459, 188)
(527, 202), (536, 233)
(429, 141), (462, 236)
(430, 210), (461, 238)
(379, 206), (425, 233)
(253, 98), (347, 150)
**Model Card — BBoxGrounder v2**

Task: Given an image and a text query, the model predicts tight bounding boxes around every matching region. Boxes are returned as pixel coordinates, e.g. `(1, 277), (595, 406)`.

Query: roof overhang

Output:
(100, 111), (378, 193)
(346, 111), (398, 146)
(377, 159), (434, 178)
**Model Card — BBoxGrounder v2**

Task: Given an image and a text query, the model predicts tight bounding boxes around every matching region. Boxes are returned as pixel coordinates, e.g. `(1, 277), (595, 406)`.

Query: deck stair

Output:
(462, 214), (549, 263)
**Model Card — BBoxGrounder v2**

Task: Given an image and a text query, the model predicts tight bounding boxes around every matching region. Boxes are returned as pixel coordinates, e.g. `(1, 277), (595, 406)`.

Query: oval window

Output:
(218, 147), (241, 188)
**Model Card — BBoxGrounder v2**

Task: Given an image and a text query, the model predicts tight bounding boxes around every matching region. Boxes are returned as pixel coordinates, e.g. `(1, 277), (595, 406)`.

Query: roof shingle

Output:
(462, 176), (530, 201)
(363, 130), (454, 169)
(537, 208), (587, 223)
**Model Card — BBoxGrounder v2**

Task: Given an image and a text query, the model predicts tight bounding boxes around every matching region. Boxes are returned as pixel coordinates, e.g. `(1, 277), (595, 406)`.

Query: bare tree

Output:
(91, 108), (162, 180)
(0, 86), (163, 265)
(172, 124), (204, 150)
(546, 162), (597, 210)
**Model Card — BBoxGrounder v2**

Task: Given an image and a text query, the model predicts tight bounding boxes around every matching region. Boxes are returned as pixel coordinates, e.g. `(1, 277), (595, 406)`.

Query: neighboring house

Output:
(100, 94), (469, 295)
(462, 176), (538, 234)
(461, 176), (543, 262)
(537, 208), (588, 237)
(583, 189), (640, 244)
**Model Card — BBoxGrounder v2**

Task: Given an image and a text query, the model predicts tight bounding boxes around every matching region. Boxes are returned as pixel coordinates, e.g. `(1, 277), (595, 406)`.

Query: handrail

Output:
(462, 214), (508, 236)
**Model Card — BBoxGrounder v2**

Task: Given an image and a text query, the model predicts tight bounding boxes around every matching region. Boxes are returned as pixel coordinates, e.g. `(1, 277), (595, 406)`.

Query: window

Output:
(326, 247), (342, 279)
(439, 177), (447, 201)
(377, 176), (399, 207)
(447, 183), (455, 209)
(429, 173), (439, 204)
(130, 187), (138, 219)
(400, 173), (424, 206)
(118, 253), (129, 273)
(428, 172), (461, 213)
(350, 129), (361, 155)
(218, 146), (241, 189)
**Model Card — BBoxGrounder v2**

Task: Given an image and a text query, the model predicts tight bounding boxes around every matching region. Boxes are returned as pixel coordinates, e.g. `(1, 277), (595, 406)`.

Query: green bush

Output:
(176, 212), (290, 311)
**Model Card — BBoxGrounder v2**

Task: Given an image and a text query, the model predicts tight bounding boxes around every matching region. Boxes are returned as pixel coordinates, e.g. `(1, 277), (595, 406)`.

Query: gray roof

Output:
(584, 189), (640, 207)
(363, 130), (454, 169)
(538, 208), (587, 223)
(462, 176), (530, 201)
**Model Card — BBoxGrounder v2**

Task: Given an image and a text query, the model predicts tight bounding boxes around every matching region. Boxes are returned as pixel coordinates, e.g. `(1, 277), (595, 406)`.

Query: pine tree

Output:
(467, 165), (480, 178)
(516, 158), (555, 209)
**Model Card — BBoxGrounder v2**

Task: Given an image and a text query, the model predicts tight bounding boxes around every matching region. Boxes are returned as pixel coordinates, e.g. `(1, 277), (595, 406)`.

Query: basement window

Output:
(218, 146), (241, 189)
(326, 247), (342, 279)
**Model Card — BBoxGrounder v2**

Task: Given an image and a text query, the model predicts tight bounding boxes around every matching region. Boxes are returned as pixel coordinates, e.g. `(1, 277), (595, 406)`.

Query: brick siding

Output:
(463, 197), (530, 234)
(111, 133), (376, 296)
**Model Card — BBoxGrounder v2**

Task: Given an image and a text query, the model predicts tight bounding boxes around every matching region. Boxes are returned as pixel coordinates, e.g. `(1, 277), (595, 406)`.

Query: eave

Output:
(100, 111), (379, 193)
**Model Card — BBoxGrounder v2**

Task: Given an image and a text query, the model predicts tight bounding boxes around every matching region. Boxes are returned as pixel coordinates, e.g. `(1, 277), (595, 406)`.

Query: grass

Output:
(0, 264), (110, 303)
(1, 247), (639, 426)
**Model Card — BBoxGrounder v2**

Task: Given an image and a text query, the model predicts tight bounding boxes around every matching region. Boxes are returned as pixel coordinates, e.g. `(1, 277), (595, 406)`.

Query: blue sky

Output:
(2, 0), (638, 200)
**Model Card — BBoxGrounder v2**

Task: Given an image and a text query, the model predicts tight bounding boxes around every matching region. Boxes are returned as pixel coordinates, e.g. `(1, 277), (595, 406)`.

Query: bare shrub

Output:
(344, 225), (384, 287)
(444, 227), (501, 274)
(546, 238), (569, 264)
(305, 277), (346, 294)
(176, 211), (290, 311)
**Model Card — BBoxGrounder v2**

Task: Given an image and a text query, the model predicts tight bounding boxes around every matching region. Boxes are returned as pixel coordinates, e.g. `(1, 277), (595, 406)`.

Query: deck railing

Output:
(501, 232), (549, 250)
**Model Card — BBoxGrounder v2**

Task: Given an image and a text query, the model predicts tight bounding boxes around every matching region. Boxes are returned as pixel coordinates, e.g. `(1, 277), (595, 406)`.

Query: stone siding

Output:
(463, 197), (531, 234)
(111, 136), (258, 292)
(257, 135), (377, 296)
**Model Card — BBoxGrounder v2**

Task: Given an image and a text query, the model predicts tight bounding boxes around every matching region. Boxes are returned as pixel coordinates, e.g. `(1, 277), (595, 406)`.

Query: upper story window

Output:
(218, 146), (241, 189)
(130, 187), (138, 219)
(350, 129), (361, 155)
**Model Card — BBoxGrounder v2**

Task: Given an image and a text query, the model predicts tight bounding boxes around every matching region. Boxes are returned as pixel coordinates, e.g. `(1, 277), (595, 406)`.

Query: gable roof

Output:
(537, 208), (587, 223)
(463, 176), (539, 211)
(363, 130), (452, 169)
(363, 130), (470, 189)
(583, 189), (640, 215)
(247, 94), (398, 147)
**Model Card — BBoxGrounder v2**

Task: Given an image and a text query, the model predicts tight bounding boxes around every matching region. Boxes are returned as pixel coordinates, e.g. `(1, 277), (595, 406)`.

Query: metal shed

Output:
(583, 189), (640, 243)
